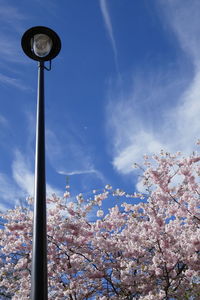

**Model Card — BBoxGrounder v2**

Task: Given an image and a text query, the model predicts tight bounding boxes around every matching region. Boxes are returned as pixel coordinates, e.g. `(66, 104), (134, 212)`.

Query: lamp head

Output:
(21, 26), (61, 61)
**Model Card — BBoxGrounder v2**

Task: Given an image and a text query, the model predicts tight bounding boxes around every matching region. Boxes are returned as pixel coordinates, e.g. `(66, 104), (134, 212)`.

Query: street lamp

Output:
(21, 26), (61, 300)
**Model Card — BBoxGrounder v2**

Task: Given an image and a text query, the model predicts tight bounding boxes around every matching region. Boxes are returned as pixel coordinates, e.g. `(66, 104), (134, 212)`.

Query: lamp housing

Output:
(21, 26), (61, 61)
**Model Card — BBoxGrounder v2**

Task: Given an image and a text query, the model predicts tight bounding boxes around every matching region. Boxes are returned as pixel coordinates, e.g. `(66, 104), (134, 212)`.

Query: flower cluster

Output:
(0, 150), (199, 299)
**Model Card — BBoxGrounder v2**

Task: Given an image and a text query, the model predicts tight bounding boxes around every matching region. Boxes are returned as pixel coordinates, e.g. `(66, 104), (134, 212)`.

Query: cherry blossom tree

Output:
(0, 150), (200, 299)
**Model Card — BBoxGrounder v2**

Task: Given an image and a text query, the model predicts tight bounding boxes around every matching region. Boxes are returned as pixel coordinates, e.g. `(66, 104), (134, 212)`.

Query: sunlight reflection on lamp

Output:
(32, 34), (53, 58)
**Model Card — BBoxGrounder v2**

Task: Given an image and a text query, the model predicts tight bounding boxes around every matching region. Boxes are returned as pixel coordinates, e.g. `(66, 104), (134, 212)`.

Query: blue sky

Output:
(0, 0), (199, 210)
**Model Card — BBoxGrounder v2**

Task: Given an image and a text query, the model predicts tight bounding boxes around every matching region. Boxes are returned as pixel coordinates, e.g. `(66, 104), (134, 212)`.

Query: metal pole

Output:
(31, 60), (48, 300)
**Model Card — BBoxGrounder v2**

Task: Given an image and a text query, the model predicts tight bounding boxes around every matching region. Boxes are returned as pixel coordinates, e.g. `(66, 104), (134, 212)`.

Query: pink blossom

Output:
(97, 209), (104, 217)
(0, 149), (200, 298)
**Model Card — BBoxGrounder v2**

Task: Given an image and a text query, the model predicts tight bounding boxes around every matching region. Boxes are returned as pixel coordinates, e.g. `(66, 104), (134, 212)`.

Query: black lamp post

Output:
(21, 26), (61, 300)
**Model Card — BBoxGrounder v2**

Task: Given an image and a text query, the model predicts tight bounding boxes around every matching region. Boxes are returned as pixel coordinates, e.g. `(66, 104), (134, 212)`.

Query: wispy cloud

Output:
(0, 73), (30, 90)
(58, 168), (105, 182)
(12, 150), (63, 198)
(0, 2), (31, 93)
(106, 72), (170, 174)
(46, 129), (105, 181)
(99, 0), (122, 78)
(106, 0), (200, 176)
(12, 150), (34, 196)
(158, 0), (200, 67)
(0, 149), (64, 211)
(0, 0), (26, 33)
(99, 0), (117, 59)
(0, 1), (28, 64)
(0, 38), (22, 64)
(0, 173), (21, 210)
(58, 169), (97, 176)
(0, 114), (8, 127)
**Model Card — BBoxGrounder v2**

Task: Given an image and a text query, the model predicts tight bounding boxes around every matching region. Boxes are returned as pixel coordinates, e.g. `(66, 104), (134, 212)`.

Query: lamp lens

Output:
(32, 34), (52, 57)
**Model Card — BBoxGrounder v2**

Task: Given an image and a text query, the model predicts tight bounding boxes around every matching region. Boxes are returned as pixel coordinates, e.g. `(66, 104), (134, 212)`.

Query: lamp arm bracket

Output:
(44, 60), (52, 71)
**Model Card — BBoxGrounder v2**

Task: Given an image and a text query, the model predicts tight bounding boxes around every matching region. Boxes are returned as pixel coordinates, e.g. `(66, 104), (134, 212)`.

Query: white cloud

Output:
(58, 168), (105, 183)
(58, 169), (97, 176)
(158, 0), (200, 67)
(0, 73), (30, 90)
(0, 114), (8, 127)
(99, 0), (117, 58)
(46, 129), (105, 182)
(0, 0), (26, 32)
(46, 183), (63, 198)
(0, 169), (34, 211)
(12, 150), (63, 198)
(0, 173), (20, 210)
(0, 149), (64, 211)
(0, 38), (19, 62)
(0, 1), (28, 64)
(106, 0), (200, 175)
(113, 132), (164, 174)
(0, 2), (32, 93)
(99, 0), (121, 75)
(12, 150), (34, 196)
